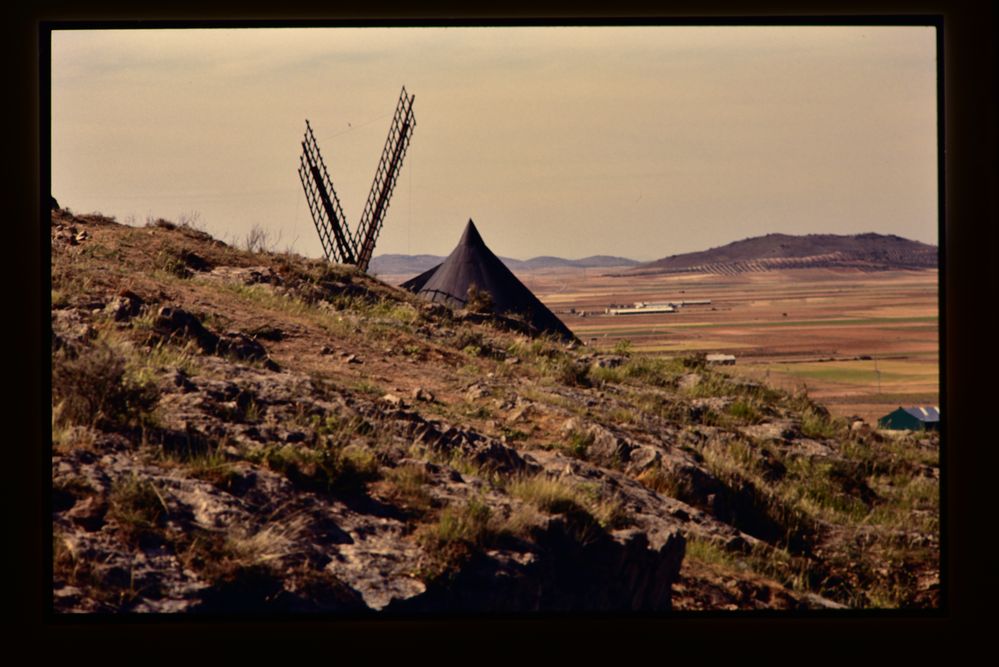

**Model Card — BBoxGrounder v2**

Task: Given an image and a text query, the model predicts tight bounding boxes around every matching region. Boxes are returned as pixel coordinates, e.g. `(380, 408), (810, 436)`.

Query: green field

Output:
(757, 359), (937, 385)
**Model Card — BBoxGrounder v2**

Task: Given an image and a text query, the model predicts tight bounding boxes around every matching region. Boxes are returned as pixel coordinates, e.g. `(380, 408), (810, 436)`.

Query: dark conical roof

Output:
(405, 219), (575, 341)
(400, 262), (441, 293)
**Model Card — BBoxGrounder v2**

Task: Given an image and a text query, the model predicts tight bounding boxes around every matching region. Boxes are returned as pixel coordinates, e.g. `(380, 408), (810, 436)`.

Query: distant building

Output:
(607, 304), (676, 315)
(634, 301), (678, 309)
(877, 406), (940, 431)
(705, 353), (736, 365)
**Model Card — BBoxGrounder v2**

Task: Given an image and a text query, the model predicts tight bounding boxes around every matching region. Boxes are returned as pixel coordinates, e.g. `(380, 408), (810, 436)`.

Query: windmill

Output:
(297, 86), (416, 273)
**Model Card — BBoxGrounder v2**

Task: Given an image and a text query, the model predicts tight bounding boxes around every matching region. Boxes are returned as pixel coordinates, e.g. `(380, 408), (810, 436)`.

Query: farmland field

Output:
(387, 266), (938, 424)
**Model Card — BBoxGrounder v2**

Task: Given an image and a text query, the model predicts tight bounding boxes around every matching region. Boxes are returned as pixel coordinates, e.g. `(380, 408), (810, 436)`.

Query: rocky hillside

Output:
(51, 210), (939, 613)
(625, 233), (937, 276)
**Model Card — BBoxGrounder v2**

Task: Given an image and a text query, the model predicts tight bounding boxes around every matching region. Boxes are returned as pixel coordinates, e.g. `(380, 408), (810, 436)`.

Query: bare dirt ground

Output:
(385, 267), (939, 424)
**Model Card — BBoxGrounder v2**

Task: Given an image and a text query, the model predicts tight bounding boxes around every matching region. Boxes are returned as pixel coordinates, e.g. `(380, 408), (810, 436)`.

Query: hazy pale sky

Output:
(51, 26), (937, 261)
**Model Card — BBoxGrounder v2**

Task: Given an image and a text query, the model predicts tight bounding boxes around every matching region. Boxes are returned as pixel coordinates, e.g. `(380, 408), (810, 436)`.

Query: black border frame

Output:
(18, 1), (996, 646)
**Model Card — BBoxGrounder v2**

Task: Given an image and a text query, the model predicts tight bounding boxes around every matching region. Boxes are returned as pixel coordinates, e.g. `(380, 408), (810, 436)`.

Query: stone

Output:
(592, 355), (626, 369)
(669, 507), (690, 521)
(588, 425), (632, 464)
(381, 393), (406, 409)
(689, 397), (732, 423)
(739, 420), (799, 442)
(725, 535), (751, 553)
(105, 289), (144, 322)
(465, 384), (489, 401)
(506, 403), (534, 424)
(627, 446), (661, 474)
(217, 331), (268, 361)
(561, 418), (632, 464)
(678, 373), (702, 391)
(169, 369), (197, 393)
(65, 496), (108, 532)
(421, 302), (449, 318)
(51, 309), (96, 344)
(411, 387), (434, 402)
(154, 306), (219, 352)
(249, 325), (284, 341)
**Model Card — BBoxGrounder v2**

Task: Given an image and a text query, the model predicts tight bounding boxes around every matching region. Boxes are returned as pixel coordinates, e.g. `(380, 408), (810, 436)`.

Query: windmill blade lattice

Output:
(354, 86), (416, 272)
(297, 87), (415, 273)
(298, 120), (357, 264)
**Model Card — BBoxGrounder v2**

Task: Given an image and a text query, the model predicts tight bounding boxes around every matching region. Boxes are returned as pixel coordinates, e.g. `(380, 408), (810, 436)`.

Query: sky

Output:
(50, 26), (938, 262)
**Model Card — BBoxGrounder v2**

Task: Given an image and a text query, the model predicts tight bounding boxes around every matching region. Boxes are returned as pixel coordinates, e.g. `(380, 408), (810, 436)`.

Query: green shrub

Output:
(454, 329), (484, 354)
(800, 407), (846, 440)
(383, 464), (435, 515)
(429, 498), (492, 547)
(158, 437), (241, 491)
(598, 355), (684, 388)
(636, 465), (683, 498)
(108, 475), (167, 544)
(684, 536), (743, 570)
(507, 474), (628, 528)
(509, 475), (584, 514)
(156, 249), (193, 278)
(612, 339), (633, 356)
(417, 498), (495, 582)
(727, 399), (763, 424)
(260, 442), (379, 496)
(52, 342), (160, 431)
(465, 284), (494, 314)
(562, 430), (594, 459)
(539, 356), (590, 387)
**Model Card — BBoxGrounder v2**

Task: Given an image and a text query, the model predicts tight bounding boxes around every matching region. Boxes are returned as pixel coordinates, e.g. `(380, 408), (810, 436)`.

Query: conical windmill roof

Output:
(405, 220), (576, 341)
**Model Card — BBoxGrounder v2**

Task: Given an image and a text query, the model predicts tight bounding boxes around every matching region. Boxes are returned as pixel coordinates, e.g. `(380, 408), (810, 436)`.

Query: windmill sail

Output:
(298, 120), (356, 264)
(354, 86), (416, 272)
(298, 87), (415, 273)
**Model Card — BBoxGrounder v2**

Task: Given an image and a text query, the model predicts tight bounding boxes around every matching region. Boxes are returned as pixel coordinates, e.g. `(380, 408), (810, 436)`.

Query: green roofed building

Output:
(877, 406), (940, 431)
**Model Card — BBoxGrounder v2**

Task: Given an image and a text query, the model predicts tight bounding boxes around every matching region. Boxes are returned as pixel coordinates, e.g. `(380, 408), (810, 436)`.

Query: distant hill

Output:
(369, 254), (445, 275)
(371, 253), (639, 275)
(512, 255), (642, 271)
(624, 233), (937, 276)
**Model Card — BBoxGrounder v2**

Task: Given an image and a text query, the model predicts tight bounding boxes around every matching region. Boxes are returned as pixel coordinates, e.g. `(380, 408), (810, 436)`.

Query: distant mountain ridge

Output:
(371, 253), (640, 275)
(624, 233), (937, 276)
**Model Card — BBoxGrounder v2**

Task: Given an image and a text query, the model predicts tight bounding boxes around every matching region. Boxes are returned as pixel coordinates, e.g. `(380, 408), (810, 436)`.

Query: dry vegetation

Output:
(50, 209), (939, 612)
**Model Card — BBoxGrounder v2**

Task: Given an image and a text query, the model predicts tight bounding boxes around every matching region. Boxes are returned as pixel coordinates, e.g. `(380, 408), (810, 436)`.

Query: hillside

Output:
(624, 233), (937, 276)
(51, 210), (939, 612)
(371, 253), (639, 276)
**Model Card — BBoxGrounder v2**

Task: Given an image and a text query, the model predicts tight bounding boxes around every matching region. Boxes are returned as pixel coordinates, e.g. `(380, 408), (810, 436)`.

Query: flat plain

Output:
(386, 267), (939, 425)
